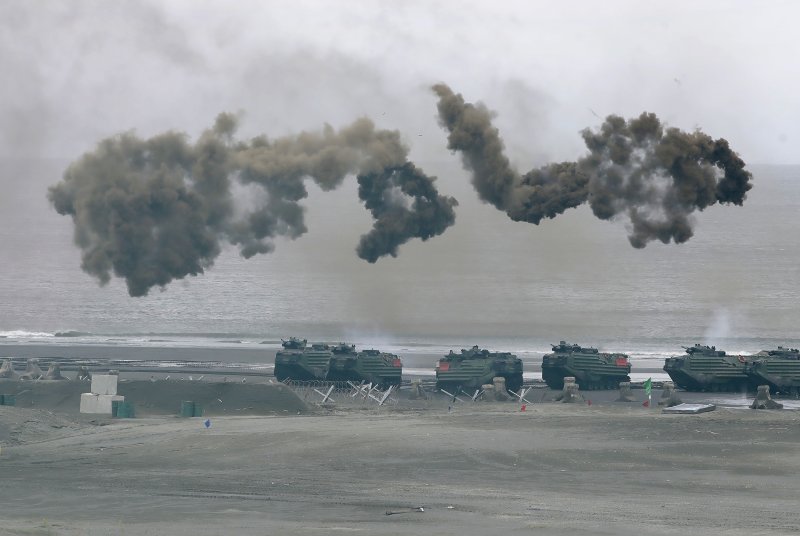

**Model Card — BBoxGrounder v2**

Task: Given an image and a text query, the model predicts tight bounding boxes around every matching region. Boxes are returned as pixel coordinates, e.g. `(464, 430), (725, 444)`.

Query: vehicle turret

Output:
(281, 337), (307, 350)
(682, 343), (726, 357)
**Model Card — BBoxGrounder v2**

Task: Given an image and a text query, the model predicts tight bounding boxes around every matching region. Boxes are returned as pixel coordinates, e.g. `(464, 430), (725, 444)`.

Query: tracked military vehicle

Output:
(274, 338), (329, 382)
(663, 343), (750, 392)
(273, 338), (402, 387)
(745, 347), (800, 395)
(327, 345), (403, 388)
(435, 346), (523, 393)
(541, 341), (631, 390)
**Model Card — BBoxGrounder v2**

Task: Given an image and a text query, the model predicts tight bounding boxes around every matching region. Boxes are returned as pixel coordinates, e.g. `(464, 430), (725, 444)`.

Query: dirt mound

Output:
(0, 379), (308, 416)
(0, 406), (88, 445)
(120, 380), (308, 416)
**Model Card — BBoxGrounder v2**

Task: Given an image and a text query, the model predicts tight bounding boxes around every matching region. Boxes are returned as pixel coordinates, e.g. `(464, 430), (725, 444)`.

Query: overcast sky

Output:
(2, 0), (798, 166)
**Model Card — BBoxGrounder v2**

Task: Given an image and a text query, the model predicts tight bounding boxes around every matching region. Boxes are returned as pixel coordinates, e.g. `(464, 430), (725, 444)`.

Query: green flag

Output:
(643, 378), (652, 395)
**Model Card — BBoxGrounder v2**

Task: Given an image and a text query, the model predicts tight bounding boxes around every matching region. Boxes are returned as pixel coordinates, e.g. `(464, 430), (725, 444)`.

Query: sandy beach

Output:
(2, 379), (799, 536)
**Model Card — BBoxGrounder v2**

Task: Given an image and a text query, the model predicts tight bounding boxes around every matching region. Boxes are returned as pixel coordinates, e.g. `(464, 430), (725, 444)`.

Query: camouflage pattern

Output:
(745, 347), (800, 395)
(435, 346), (523, 393)
(274, 338), (402, 388)
(663, 344), (751, 392)
(542, 341), (631, 390)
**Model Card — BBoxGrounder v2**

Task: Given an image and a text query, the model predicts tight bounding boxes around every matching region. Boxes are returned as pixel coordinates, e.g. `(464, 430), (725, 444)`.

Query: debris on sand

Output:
(662, 403), (716, 414)
(385, 506), (425, 516)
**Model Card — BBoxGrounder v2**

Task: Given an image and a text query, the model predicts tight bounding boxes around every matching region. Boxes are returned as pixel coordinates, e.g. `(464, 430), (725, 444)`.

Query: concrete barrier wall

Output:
(90, 375), (118, 395)
(80, 393), (124, 414)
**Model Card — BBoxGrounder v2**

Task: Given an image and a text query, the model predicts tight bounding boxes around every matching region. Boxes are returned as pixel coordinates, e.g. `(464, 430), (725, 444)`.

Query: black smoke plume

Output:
(433, 83), (752, 248)
(48, 114), (457, 296)
(356, 162), (457, 262)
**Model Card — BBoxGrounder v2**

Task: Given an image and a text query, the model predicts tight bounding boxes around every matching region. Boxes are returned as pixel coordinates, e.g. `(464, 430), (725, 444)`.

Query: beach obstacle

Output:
(616, 382), (636, 402)
(554, 377), (583, 403)
(474, 378), (513, 402)
(20, 359), (43, 381)
(750, 385), (783, 410)
(408, 379), (427, 400)
(80, 373), (124, 415)
(493, 377), (510, 401)
(43, 363), (67, 381)
(76, 366), (91, 381)
(0, 359), (18, 380)
(657, 381), (683, 407)
(478, 383), (494, 401)
(368, 385), (396, 406)
(346, 382), (396, 406)
(313, 384), (336, 405)
(438, 387), (469, 403)
(509, 386), (534, 406)
(351, 381), (385, 402)
(348, 381), (368, 399)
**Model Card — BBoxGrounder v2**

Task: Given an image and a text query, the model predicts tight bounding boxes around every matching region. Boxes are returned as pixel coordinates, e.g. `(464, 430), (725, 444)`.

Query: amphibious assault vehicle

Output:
(273, 338), (402, 388)
(662, 343), (751, 392)
(327, 345), (403, 388)
(541, 341), (631, 390)
(435, 346), (523, 393)
(745, 347), (800, 395)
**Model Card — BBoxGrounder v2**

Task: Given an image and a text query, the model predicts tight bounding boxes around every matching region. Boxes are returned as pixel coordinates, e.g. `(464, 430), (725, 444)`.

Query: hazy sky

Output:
(2, 0), (798, 165)
(0, 1), (798, 342)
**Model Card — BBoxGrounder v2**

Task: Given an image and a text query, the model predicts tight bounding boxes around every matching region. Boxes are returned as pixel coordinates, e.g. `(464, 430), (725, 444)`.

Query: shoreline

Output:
(0, 343), (670, 378)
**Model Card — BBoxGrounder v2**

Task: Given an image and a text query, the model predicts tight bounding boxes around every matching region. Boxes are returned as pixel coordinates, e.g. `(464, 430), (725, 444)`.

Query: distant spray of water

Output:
(432, 83), (753, 248)
(48, 114), (457, 296)
(703, 308), (732, 347)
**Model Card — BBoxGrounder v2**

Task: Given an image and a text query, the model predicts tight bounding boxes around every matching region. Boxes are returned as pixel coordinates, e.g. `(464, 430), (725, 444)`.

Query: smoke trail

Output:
(433, 83), (752, 247)
(48, 114), (457, 296)
(356, 162), (457, 262)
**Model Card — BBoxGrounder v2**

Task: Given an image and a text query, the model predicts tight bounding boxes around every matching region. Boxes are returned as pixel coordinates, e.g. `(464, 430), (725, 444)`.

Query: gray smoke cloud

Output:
(48, 114), (456, 296)
(433, 83), (752, 248)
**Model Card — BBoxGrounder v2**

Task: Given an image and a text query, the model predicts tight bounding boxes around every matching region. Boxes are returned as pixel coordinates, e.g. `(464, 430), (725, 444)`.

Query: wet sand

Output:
(2, 386), (800, 535)
(0, 343), (278, 364)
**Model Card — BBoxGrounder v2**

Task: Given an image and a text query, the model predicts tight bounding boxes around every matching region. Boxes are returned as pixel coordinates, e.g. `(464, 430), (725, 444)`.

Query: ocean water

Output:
(0, 158), (798, 374)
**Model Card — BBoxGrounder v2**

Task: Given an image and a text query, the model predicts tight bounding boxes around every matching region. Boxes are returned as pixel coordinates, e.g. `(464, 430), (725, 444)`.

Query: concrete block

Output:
(616, 382), (636, 402)
(751, 385), (783, 409)
(80, 393), (124, 414)
(492, 377), (510, 401)
(91, 374), (118, 395)
(555, 376), (583, 403)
